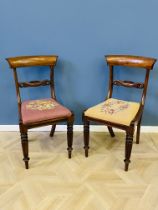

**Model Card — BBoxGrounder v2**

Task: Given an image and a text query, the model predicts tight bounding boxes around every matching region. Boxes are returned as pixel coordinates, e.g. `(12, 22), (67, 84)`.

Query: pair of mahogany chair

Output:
(6, 54), (156, 171)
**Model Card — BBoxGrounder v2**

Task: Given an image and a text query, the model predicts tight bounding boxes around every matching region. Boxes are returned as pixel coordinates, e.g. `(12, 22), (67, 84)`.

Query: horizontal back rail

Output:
(6, 55), (58, 68)
(105, 55), (156, 69)
(113, 80), (144, 89)
(19, 80), (51, 88)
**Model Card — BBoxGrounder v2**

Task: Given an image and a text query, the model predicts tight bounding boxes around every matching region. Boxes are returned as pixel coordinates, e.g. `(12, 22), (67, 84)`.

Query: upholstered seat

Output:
(22, 98), (72, 125)
(85, 98), (140, 126)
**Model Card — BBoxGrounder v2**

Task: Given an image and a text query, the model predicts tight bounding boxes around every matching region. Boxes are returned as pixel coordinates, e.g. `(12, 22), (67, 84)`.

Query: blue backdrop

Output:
(0, 0), (158, 125)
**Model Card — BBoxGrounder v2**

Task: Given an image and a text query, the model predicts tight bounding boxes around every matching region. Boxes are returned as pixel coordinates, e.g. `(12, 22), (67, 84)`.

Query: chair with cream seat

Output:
(83, 55), (156, 171)
(6, 55), (74, 169)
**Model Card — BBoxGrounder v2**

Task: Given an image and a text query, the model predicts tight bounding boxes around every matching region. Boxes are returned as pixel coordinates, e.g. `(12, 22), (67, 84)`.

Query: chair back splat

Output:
(7, 56), (57, 101)
(106, 55), (156, 106)
(6, 55), (74, 169)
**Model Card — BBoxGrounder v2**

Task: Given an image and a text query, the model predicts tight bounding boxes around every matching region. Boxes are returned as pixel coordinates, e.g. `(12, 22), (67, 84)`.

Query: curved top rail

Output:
(105, 55), (156, 70)
(6, 55), (58, 68)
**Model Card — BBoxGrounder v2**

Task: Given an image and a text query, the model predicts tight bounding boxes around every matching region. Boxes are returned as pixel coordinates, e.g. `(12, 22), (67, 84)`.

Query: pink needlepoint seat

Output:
(21, 98), (72, 125)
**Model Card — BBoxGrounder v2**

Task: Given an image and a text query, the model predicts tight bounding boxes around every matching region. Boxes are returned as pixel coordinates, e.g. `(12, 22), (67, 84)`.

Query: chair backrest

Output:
(105, 55), (156, 106)
(6, 55), (58, 121)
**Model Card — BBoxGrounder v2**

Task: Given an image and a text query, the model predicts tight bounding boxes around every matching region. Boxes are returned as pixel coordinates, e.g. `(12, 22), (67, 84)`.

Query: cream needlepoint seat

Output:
(85, 98), (140, 126)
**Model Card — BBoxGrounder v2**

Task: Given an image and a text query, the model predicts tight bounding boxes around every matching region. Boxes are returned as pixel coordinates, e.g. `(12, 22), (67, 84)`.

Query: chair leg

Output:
(20, 132), (30, 169)
(124, 132), (134, 171)
(136, 117), (142, 144)
(84, 119), (90, 157)
(67, 120), (73, 159)
(50, 124), (56, 137)
(107, 126), (115, 137)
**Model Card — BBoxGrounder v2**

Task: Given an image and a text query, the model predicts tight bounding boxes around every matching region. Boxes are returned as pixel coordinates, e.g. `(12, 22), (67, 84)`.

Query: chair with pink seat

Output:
(6, 55), (74, 169)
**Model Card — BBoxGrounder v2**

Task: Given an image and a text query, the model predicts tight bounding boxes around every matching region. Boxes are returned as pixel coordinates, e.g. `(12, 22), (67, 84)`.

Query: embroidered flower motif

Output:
(101, 100), (129, 115)
(26, 100), (57, 111)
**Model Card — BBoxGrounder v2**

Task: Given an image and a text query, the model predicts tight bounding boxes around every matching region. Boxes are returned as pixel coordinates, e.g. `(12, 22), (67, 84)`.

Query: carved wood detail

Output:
(19, 80), (51, 88)
(113, 80), (144, 89)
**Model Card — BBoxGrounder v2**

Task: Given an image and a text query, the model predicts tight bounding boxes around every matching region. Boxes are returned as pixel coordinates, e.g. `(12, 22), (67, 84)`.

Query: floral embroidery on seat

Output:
(26, 100), (57, 111)
(101, 100), (129, 115)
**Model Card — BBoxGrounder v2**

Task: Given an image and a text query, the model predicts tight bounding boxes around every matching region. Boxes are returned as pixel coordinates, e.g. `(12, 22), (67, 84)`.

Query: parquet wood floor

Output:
(0, 131), (158, 210)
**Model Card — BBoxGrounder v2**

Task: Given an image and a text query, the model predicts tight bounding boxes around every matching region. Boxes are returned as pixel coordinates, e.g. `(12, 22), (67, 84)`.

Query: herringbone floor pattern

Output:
(0, 131), (158, 210)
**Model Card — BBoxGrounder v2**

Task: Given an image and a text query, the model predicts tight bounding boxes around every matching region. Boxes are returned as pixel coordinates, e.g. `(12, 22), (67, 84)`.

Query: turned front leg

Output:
(21, 132), (30, 169)
(124, 132), (134, 171)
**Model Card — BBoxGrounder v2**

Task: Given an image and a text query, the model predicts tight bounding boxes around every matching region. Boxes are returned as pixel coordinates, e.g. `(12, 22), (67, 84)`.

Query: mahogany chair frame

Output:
(6, 55), (74, 169)
(83, 55), (156, 171)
